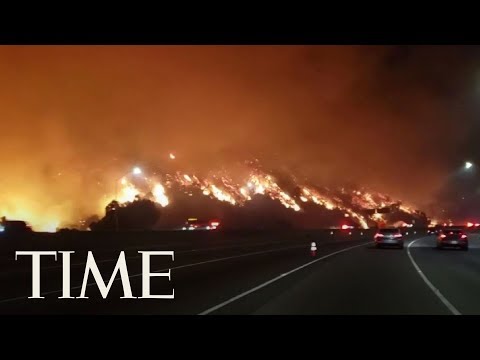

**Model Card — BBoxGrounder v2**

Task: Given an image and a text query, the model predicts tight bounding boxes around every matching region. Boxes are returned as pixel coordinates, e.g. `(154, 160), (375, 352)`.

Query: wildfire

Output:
(399, 204), (416, 215)
(247, 173), (301, 211)
(352, 190), (393, 210)
(297, 187), (368, 228)
(372, 212), (384, 222)
(300, 187), (336, 210)
(208, 184), (237, 205)
(0, 196), (61, 232)
(22, 158), (425, 232)
(152, 183), (169, 207)
(240, 187), (251, 200)
(347, 211), (369, 229)
(350, 189), (420, 226)
(117, 182), (140, 203)
(2, 158), (424, 232)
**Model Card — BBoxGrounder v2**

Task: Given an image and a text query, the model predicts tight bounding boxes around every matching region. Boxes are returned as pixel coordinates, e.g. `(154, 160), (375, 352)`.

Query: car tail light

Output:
(461, 234), (467, 239)
(375, 233), (384, 238)
(211, 221), (220, 227)
(440, 234), (446, 238)
(394, 234), (402, 238)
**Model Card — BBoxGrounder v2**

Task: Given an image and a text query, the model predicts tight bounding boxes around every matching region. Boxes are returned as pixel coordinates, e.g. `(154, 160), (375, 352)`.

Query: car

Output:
(427, 225), (443, 235)
(181, 218), (221, 231)
(0, 220), (33, 237)
(374, 228), (404, 249)
(437, 228), (468, 250)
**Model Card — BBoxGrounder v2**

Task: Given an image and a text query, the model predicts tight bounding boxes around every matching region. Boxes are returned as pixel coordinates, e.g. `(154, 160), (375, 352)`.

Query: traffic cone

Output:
(310, 242), (317, 257)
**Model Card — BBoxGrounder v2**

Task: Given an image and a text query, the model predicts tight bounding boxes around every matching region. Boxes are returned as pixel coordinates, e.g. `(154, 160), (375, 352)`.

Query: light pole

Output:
(114, 167), (142, 231)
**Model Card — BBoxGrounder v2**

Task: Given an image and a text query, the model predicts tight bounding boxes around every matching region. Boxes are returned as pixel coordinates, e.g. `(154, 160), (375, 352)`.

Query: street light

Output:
(465, 161), (473, 170)
(116, 167), (143, 199)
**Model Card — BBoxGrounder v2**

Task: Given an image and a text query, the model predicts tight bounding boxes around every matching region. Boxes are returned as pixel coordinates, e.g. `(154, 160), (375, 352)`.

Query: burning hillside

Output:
(0, 156), (430, 232)
(92, 159), (429, 231)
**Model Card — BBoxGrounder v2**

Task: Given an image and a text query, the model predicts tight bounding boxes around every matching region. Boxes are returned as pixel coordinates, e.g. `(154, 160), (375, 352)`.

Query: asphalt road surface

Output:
(0, 231), (478, 315)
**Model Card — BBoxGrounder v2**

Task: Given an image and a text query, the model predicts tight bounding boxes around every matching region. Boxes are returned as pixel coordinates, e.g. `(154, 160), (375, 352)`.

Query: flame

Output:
(247, 173), (301, 210)
(344, 209), (368, 229)
(2, 211), (59, 232)
(102, 163), (426, 231)
(350, 190), (421, 226)
(324, 202), (335, 210)
(399, 204), (415, 215)
(173, 168), (303, 210)
(117, 182), (140, 203)
(3, 157), (423, 231)
(299, 186), (368, 228)
(0, 194), (61, 232)
(255, 185), (265, 194)
(301, 187), (336, 210)
(2, 155), (427, 231)
(152, 183), (169, 207)
(208, 184), (236, 205)
(372, 212), (384, 221)
(352, 190), (390, 209)
(240, 187), (251, 200)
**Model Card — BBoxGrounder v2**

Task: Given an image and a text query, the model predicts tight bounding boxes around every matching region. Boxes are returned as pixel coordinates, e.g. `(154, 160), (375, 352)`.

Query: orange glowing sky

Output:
(0, 45), (478, 229)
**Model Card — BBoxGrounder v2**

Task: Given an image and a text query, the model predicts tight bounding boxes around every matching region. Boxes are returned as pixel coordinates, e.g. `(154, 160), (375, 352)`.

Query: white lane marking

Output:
(407, 239), (461, 315)
(408, 233), (480, 249)
(40, 240), (301, 270)
(198, 242), (371, 315)
(409, 243), (480, 249)
(0, 243), (310, 303)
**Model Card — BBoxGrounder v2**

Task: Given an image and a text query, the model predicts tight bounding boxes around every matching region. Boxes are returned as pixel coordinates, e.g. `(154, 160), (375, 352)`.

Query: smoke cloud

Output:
(0, 45), (478, 229)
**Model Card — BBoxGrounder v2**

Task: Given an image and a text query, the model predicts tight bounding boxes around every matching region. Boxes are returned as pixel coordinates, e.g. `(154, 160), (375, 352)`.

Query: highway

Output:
(0, 230), (479, 315)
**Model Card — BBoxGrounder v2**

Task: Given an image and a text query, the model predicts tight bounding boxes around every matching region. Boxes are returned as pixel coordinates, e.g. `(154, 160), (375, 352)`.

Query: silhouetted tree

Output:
(106, 200), (120, 213)
(90, 199), (161, 231)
